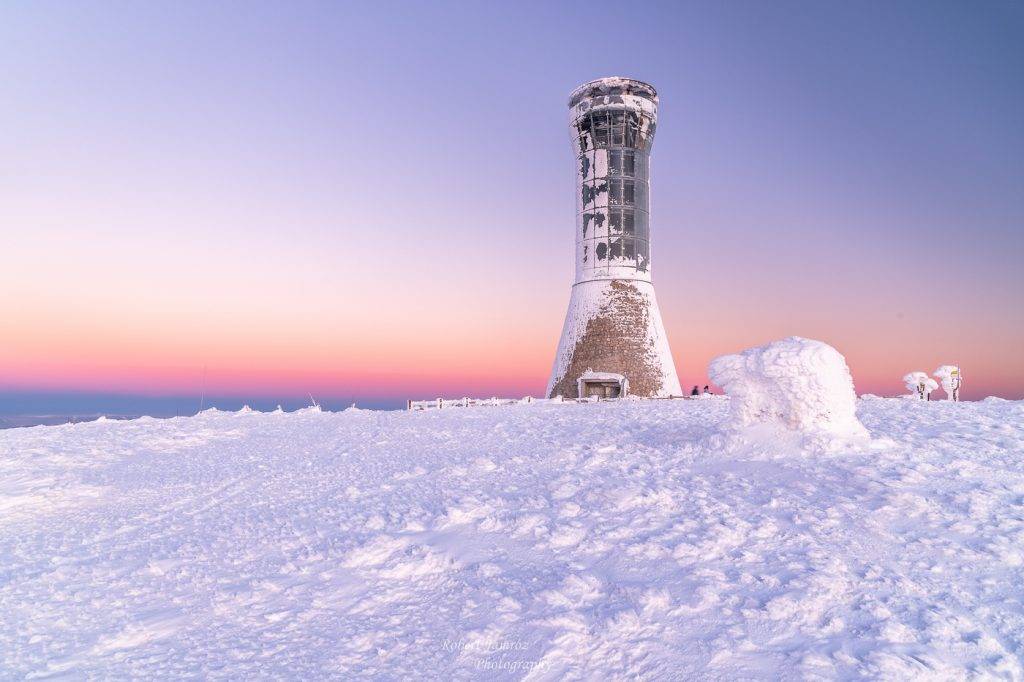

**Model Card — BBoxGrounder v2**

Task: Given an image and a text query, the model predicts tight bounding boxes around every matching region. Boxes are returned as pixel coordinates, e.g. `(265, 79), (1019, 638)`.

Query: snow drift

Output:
(709, 337), (868, 439)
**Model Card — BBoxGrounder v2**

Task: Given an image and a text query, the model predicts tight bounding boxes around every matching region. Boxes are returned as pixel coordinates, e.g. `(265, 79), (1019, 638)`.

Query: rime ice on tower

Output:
(546, 77), (681, 399)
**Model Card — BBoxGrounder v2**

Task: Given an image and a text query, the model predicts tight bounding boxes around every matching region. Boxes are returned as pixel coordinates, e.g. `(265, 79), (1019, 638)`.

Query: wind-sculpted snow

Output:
(1, 399), (1023, 678)
(903, 371), (939, 398)
(710, 337), (868, 441)
(935, 365), (963, 401)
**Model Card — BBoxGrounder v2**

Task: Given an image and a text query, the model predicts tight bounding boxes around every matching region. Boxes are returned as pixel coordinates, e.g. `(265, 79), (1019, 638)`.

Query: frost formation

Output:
(709, 336), (868, 439)
(903, 371), (939, 399)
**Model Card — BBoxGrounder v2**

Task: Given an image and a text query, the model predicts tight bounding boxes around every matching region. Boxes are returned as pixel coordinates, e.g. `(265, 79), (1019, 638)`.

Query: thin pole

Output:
(199, 365), (207, 413)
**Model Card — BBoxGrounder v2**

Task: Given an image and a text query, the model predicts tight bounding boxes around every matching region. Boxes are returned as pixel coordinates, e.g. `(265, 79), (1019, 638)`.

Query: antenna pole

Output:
(199, 365), (207, 413)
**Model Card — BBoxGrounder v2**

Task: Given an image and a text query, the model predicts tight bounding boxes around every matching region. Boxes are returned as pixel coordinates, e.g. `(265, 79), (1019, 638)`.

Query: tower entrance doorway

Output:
(576, 371), (628, 399)
(581, 380), (622, 398)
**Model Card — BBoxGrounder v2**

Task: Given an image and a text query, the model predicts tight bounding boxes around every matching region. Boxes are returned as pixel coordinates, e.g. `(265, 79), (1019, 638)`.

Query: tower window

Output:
(591, 112), (610, 147)
(608, 149), (636, 177)
(626, 111), (641, 147)
(608, 180), (621, 205)
(623, 211), (635, 234)
(609, 238), (622, 260)
(608, 209), (623, 234)
(610, 111), (625, 147)
(622, 180), (635, 205)
(634, 211), (648, 240)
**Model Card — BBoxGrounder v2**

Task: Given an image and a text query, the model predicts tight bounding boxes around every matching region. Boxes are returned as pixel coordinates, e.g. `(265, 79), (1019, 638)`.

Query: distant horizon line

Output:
(1, 386), (1020, 418)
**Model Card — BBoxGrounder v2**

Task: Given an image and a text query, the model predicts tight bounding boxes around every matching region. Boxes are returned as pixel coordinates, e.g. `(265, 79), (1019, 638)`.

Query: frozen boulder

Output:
(933, 365), (963, 401)
(709, 337), (868, 439)
(903, 371), (938, 400)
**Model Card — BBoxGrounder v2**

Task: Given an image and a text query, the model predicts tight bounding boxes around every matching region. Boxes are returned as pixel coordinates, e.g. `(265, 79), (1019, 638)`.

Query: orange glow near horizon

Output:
(3, 221), (1022, 402)
(2, 2), (1021, 407)
(3, 301), (1020, 402)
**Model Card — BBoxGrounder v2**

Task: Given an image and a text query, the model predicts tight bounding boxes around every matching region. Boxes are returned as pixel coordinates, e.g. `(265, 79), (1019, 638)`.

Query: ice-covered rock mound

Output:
(709, 336), (868, 440)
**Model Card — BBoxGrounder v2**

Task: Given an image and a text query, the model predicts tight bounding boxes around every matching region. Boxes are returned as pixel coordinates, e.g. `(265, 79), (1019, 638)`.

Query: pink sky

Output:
(2, 2), (1021, 407)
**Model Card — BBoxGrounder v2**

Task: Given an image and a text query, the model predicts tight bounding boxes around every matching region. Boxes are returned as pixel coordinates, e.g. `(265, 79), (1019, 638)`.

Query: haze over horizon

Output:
(3, 1), (1023, 414)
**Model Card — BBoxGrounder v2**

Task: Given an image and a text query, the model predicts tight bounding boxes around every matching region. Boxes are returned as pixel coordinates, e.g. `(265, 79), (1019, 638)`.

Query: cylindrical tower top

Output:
(568, 77), (658, 108)
(569, 77), (658, 284)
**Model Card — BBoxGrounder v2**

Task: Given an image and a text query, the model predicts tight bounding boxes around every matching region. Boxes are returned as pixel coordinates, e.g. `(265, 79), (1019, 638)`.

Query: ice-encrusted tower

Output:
(546, 77), (681, 399)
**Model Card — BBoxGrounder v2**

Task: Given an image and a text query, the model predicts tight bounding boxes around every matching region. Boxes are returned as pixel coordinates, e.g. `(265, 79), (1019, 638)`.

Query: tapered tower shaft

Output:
(547, 77), (681, 399)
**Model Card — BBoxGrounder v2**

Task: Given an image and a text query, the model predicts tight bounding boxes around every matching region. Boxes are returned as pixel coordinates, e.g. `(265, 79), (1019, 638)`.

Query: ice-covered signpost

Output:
(903, 371), (938, 400)
(934, 365), (963, 401)
(709, 337), (868, 444)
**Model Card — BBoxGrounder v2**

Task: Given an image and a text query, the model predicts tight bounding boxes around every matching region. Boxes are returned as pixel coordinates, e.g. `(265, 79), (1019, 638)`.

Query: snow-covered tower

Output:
(546, 77), (681, 399)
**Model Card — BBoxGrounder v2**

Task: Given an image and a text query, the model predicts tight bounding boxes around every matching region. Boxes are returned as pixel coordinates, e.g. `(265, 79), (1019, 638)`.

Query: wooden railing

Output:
(406, 396), (537, 411)
(406, 394), (700, 411)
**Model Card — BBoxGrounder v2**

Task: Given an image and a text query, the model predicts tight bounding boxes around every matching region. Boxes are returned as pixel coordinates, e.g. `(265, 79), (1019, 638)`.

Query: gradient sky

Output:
(2, 1), (1022, 412)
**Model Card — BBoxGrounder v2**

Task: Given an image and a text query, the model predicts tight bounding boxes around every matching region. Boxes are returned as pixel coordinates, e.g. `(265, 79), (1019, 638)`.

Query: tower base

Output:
(546, 279), (681, 399)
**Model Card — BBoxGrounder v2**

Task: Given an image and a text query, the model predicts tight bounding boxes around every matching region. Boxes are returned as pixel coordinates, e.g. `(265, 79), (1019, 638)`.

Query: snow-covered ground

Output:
(1, 398), (1023, 679)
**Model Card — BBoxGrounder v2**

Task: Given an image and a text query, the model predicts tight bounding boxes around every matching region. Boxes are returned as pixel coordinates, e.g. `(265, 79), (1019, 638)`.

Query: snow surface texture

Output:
(935, 365), (963, 401)
(3, 399), (1024, 679)
(709, 337), (868, 442)
(903, 371), (939, 399)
